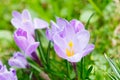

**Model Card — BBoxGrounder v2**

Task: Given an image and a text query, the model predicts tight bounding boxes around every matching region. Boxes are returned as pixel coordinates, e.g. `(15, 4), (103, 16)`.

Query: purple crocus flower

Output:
(11, 9), (48, 35)
(52, 18), (94, 62)
(14, 28), (39, 58)
(8, 52), (28, 68)
(0, 61), (17, 80)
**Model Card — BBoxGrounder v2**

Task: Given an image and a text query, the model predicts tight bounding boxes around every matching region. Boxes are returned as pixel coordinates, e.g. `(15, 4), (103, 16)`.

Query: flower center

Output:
(66, 41), (74, 57)
(23, 18), (28, 23)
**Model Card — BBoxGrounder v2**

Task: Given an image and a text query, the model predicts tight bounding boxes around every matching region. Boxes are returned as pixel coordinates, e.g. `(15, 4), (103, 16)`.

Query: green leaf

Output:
(108, 73), (119, 80)
(105, 54), (120, 79)
(46, 41), (51, 69)
(88, 0), (102, 16)
(27, 57), (42, 73)
(35, 30), (46, 64)
(70, 70), (76, 79)
(85, 13), (95, 29)
(86, 65), (93, 77)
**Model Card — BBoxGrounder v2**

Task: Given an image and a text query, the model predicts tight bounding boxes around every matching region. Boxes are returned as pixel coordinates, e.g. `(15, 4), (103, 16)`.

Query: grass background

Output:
(0, 0), (120, 80)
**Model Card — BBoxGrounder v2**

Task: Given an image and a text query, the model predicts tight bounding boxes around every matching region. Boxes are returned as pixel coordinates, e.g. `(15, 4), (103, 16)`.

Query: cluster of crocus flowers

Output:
(4, 9), (95, 80)
(0, 61), (17, 80)
(47, 18), (94, 62)
(9, 9), (48, 69)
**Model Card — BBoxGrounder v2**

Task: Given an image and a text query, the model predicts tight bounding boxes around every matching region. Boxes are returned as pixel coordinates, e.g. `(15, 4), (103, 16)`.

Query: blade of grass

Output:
(85, 13), (95, 29)
(88, 0), (102, 16)
(104, 54), (120, 79)
(108, 73), (119, 80)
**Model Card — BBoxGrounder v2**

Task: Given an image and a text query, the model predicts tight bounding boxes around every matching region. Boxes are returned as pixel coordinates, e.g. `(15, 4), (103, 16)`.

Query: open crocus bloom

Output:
(0, 61), (17, 80)
(53, 18), (94, 62)
(14, 28), (39, 58)
(11, 9), (48, 35)
(8, 52), (28, 68)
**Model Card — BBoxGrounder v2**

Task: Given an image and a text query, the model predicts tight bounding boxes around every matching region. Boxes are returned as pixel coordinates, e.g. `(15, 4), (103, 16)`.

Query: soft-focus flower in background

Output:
(11, 9), (48, 35)
(0, 61), (17, 80)
(8, 52), (28, 68)
(46, 18), (66, 41)
(14, 28), (39, 59)
(52, 18), (94, 62)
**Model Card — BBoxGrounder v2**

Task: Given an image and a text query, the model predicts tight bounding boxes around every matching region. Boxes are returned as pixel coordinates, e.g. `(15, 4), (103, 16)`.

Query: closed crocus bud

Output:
(14, 28), (39, 58)
(8, 52), (28, 68)
(52, 18), (94, 62)
(0, 61), (17, 80)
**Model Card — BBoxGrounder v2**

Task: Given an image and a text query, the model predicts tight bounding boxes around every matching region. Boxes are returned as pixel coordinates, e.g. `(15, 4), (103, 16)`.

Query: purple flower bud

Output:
(14, 28), (39, 58)
(8, 52), (28, 68)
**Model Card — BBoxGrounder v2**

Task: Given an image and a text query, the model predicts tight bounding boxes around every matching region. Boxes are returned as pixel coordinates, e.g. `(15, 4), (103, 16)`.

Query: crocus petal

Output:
(10, 68), (17, 77)
(0, 61), (7, 73)
(53, 34), (67, 51)
(54, 44), (67, 59)
(82, 44), (94, 57)
(64, 23), (75, 41)
(0, 75), (6, 80)
(70, 19), (84, 32)
(22, 9), (32, 21)
(14, 36), (28, 52)
(67, 52), (83, 62)
(76, 30), (90, 50)
(46, 28), (52, 40)
(51, 20), (65, 38)
(22, 22), (34, 35)
(34, 18), (48, 29)
(9, 58), (26, 68)
(11, 19), (21, 28)
(56, 18), (68, 29)
(51, 20), (59, 31)
(0, 61), (17, 80)
(25, 42), (39, 58)
(12, 11), (21, 20)
(8, 52), (28, 68)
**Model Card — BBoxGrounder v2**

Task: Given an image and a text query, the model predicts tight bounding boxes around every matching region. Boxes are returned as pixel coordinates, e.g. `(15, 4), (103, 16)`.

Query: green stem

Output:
(80, 58), (84, 79)
(72, 62), (78, 80)
(35, 30), (46, 64)
(66, 61), (70, 78)
(46, 41), (51, 68)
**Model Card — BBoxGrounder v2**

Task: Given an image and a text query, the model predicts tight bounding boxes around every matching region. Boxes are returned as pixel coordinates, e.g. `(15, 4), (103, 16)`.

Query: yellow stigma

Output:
(66, 41), (74, 57)
(69, 41), (73, 48)
(23, 18), (27, 23)
(66, 48), (74, 57)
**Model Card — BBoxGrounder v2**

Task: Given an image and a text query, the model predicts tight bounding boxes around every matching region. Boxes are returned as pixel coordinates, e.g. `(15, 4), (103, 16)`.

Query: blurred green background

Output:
(0, 0), (120, 80)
